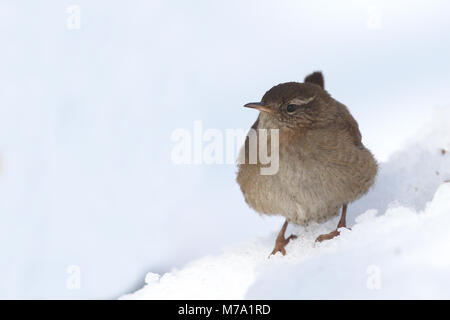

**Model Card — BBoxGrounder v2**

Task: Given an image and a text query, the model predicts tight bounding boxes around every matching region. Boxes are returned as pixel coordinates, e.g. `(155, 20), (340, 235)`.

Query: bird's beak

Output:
(244, 102), (274, 114)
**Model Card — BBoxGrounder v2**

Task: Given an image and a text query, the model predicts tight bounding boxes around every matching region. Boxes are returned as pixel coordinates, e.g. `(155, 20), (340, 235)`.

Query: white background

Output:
(0, 0), (449, 298)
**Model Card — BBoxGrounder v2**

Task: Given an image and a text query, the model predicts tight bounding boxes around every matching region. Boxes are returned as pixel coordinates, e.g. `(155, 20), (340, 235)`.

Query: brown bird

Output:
(236, 71), (377, 256)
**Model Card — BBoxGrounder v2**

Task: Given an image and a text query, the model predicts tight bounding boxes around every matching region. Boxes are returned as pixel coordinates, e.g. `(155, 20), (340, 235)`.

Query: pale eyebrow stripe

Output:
(290, 96), (315, 105)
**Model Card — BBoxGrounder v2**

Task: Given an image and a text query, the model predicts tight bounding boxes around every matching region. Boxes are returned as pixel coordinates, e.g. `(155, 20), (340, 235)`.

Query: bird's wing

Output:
(343, 115), (363, 147)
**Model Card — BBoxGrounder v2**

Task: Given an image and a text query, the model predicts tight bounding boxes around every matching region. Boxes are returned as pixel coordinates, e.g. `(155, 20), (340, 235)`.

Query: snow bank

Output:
(122, 108), (450, 300)
(248, 183), (450, 299)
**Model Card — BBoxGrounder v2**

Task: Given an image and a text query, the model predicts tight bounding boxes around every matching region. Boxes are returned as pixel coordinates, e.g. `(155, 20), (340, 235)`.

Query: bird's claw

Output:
(315, 229), (341, 243)
(269, 234), (297, 257)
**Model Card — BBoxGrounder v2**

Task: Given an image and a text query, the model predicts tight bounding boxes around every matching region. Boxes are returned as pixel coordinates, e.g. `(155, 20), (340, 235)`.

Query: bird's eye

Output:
(286, 104), (297, 113)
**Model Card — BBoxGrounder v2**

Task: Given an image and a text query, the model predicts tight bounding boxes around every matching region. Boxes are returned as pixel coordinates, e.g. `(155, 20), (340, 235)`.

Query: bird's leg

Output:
(315, 204), (348, 243)
(269, 220), (297, 257)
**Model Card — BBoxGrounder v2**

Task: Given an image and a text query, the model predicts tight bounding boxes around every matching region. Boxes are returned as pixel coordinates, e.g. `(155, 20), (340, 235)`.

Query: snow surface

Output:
(122, 108), (450, 299)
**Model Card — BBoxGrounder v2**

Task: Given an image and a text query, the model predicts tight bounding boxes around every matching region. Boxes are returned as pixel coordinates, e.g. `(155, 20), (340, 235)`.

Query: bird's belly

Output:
(237, 134), (378, 226)
(237, 162), (340, 225)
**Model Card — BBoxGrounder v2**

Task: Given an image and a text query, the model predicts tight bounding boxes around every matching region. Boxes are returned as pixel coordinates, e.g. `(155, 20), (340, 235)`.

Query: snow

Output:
(122, 108), (450, 300)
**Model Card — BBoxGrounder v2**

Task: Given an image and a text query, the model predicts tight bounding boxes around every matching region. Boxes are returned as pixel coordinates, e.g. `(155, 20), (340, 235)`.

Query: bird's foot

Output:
(315, 228), (349, 243)
(269, 234), (297, 257)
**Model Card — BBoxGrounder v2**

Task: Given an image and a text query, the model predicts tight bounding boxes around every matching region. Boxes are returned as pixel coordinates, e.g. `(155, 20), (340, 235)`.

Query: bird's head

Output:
(245, 72), (338, 129)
